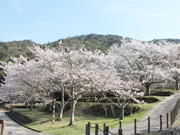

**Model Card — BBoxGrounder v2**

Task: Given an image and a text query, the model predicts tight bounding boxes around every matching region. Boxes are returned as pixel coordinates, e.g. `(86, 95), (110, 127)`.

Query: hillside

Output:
(0, 40), (37, 62)
(47, 34), (123, 51)
(0, 34), (180, 62)
(0, 34), (124, 62)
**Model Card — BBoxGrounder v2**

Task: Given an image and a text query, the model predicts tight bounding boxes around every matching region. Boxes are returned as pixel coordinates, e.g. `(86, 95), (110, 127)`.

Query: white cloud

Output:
(10, 0), (23, 13)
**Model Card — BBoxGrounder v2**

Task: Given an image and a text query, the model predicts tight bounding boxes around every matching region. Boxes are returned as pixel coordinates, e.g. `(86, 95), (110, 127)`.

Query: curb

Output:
(6, 111), (41, 133)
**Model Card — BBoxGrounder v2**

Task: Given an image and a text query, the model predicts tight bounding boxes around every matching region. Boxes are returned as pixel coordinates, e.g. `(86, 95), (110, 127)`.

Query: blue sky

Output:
(1, 0), (180, 44)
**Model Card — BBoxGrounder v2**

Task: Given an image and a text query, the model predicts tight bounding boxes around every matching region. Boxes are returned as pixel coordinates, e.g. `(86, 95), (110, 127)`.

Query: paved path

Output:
(108, 93), (180, 135)
(0, 111), (49, 135)
(149, 109), (180, 135)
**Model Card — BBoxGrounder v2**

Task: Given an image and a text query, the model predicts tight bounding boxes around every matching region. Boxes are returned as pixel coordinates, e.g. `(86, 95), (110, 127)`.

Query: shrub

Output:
(82, 103), (140, 117)
(136, 96), (159, 103)
(151, 90), (174, 96)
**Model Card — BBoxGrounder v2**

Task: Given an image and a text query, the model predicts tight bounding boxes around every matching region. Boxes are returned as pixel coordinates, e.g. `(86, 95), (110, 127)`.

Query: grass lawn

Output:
(5, 96), (167, 135)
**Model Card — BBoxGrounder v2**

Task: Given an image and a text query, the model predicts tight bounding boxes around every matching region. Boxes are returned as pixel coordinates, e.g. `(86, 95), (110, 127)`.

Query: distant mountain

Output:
(46, 34), (123, 51)
(0, 34), (124, 62)
(0, 40), (38, 62)
(0, 34), (180, 62)
(151, 38), (180, 44)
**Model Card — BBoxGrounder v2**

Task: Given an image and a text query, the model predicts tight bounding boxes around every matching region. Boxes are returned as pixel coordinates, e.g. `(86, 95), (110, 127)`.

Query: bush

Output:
(151, 90), (174, 96)
(136, 96), (159, 103)
(82, 103), (140, 117)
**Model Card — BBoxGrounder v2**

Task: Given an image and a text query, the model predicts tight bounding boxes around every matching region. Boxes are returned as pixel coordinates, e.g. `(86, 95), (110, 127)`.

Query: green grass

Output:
(5, 96), (166, 135)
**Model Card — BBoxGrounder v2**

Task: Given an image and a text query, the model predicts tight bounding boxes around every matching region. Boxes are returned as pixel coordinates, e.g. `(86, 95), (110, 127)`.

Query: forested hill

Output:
(1, 34), (180, 62)
(0, 34), (124, 62)
(152, 39), (180, 44)
(47, 34), (123, 51)
(0, 40), (38, 62)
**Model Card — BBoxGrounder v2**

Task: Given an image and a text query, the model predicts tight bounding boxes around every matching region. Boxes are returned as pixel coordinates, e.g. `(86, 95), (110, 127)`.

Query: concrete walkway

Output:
(149, 108), (180, 135)
(108, 93), (180, 135)
(0, 111), (49, 135)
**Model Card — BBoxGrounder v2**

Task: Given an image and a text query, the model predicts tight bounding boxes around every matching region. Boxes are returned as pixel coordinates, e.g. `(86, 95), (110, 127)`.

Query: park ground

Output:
(1, 89), (180, 135)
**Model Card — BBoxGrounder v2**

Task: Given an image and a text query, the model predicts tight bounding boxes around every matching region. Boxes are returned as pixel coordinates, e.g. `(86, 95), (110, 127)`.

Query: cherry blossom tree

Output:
(87, 66), (143, 119)
(0, 55), (50, 108)
(107, 39), (171, 95)
(0, 41), (145, 125)
(29, 43), (143, 123)
(165, 44), (180, 90)
(29, 44), (110, 125)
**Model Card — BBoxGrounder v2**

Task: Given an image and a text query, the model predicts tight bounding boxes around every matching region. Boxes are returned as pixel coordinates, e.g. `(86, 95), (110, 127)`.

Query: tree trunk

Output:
(102, 105), (108, 116)
(130, 103), (133, 115)
(145, 84), (151, 96)
(30, 103), (33, 110)
(25, 101), (28, 108)
(69, 87), (77, 126)
(48, 103), (52, 112)
(175, 78), (179, 90)
(69, 99), (77, 126)
(57, 89), (65, 120)
(57, 103), (64, 120)
(119, 107), (124, 120)
(94, 93), (97, 102)
(111, 105), (116, 117)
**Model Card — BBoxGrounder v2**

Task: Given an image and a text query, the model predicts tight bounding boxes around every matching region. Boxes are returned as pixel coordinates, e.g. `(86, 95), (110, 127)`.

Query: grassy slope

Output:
(7, 96), (165, 135)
